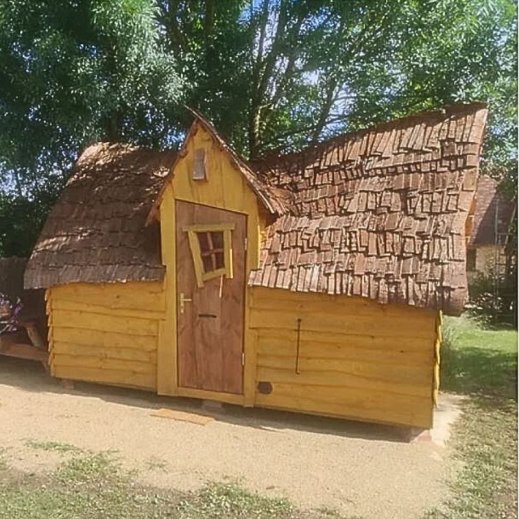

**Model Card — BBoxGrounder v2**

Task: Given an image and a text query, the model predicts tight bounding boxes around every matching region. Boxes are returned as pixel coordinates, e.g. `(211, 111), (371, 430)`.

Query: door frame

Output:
(156, 193), (257, 407)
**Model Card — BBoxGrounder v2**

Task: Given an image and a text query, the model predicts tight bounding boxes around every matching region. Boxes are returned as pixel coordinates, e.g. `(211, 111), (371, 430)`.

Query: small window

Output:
(467, 248), (477, 271)
(184, 224), (234, 287)
(192, 148), (207, 180)
(198, 231), (225, 273)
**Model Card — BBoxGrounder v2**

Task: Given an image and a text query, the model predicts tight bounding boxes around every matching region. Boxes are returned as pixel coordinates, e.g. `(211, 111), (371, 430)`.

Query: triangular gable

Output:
(147, 109), (290, 224)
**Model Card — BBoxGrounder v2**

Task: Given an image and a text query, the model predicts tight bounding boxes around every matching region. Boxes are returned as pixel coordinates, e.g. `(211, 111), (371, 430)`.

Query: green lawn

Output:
(426, 315), (518, 519)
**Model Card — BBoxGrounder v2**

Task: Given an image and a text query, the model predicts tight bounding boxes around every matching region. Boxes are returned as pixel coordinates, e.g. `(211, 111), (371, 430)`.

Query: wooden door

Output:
(176, 200), (246, 394)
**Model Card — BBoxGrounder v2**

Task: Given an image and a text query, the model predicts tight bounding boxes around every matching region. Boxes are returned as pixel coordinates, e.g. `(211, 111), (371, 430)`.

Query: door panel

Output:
(176, 200), (246, 394)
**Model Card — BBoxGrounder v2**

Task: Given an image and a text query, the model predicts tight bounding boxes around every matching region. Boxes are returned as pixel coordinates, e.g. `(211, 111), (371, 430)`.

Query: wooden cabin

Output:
(24, 103), (488, 430)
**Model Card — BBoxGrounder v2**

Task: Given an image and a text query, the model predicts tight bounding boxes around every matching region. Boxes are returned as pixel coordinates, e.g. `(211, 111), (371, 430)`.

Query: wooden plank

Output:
(255, 397), (432, 429)
(255, 383), (433, 428)
(256, 356), (430, 387)
(52, 354), (156, 374)
(51, 282), (165, 311)
(176, 386), (245, 405)
(50, 309), (159, 337)
(150, 408), (214, 425)
(250, 308), (435, 339)
(256, 331), (433, 361)
(49, 299), (165, 321)
(256, 366), (431, 398)
(52, 341), (157, 364)
(52, 326), (157, 351)
(52, 365), (156, 391)
(157, 185), (177, 396)
(182, 223), (235, 233)
(243, 329), (258, 406)
(0, 339), (48, 362)
(251, 287), (435, 321)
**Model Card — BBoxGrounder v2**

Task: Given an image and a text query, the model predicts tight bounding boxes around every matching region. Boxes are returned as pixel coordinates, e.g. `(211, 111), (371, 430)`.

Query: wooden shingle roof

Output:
(24, 143), (176, 289)
(249, 103), (488, 315)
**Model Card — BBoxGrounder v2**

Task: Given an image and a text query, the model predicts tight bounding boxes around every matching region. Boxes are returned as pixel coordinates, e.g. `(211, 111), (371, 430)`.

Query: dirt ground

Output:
(0, 357), (454, 519)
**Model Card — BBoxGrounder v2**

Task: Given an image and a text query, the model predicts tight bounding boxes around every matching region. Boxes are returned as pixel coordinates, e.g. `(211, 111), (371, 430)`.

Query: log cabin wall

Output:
(46, 282), (165, 391)
(249, 287), (439, 428)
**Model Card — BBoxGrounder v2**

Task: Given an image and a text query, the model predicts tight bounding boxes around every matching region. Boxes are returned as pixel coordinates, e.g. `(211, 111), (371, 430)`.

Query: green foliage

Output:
(467, 269), (517, 327)
(0, 0), (181, 196)
(0, 0), (516, 256)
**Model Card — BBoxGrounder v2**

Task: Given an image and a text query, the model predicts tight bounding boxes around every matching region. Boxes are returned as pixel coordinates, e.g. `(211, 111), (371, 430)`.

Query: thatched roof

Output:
(250, 103), (488, 315)
(470, 174), (515, 247)
(24, 143), (176, 289)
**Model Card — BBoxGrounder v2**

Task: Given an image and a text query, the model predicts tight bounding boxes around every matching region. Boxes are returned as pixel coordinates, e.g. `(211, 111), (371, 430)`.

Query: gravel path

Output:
(0, 358), (451, 518)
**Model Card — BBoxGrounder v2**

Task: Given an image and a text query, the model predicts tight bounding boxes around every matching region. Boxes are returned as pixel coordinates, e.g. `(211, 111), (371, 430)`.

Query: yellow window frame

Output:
(184, 223), (235, 288)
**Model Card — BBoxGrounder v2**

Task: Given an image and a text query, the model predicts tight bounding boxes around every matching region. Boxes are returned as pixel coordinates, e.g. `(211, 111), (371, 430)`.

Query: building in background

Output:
(467, 175), (516, 281)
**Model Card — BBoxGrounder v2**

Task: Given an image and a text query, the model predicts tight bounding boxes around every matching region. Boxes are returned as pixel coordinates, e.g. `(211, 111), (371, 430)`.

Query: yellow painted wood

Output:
(53, 341), (157, 363)
(170, 122), (264, 269)
(251, 287), (435, 321)
(52, 326), (157, 351)
(250, 308), (435, 339)
(255, 388), (432, 429)
(256, 330), (433, 360)
(185, 228), (207, 288)
(250, 286), (436, 429)
(257, 356), (431, 387)
(243, 330), (258, 406)
(183, 223), (235, 232)
(50, 282), (165, 311)
(156, 183), (178, 396)
(50, 309), (159, 337)
(53, 353), (155, 375)
(256, 366), (431, 398)
(49, 299), (165, 321)
(433, 311), (442, 406)
(45, 288), (56, 377)
(52, 365), (156, 390)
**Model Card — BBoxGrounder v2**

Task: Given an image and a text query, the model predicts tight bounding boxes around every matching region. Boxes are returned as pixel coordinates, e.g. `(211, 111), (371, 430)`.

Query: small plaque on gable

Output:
(193, 148), (207, 181)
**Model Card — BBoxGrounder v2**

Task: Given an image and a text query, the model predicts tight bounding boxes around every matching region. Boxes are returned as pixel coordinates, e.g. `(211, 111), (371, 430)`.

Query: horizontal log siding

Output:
(250, 287), (437, 428)
(47, 282), (165, 391)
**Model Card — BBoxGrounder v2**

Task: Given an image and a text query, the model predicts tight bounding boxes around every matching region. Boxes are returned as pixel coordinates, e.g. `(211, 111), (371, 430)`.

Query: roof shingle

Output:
(249, 103), (488, 315)
(24, 143), (175, 289)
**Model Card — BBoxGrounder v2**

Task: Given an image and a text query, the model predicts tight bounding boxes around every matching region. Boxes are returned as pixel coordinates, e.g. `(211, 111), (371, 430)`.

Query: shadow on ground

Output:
(0, 356), (409, 443)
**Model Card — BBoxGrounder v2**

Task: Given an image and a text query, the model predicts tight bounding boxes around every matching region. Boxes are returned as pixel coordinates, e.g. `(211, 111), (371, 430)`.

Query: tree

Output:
(159, 0), (516, 165)
(0, 0), (181, 197)
(0, 0), (516, 257)
(0, 0), (182, 255)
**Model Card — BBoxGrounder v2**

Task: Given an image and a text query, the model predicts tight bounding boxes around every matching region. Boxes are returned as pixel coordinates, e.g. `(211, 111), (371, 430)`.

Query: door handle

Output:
(179, 292), (193, 314)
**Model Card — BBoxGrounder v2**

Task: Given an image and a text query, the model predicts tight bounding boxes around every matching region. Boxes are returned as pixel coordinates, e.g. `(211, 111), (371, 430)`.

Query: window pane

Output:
(211, 231), (224, 249)
(197, 232), (210, 254)
(214, 251), (225, 270)
(202, 254), (213, 273)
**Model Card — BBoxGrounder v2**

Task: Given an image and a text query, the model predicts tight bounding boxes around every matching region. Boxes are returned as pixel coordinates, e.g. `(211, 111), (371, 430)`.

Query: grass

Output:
(0, 449), (350, 519)
(24, 440), (83, 454)
(426, 315), (518, 519)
